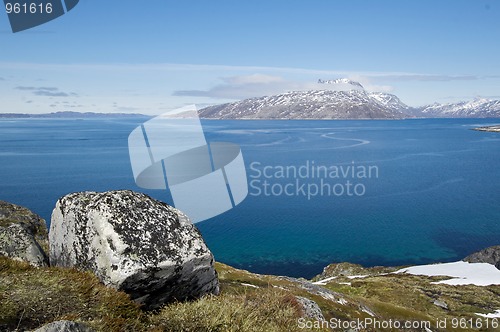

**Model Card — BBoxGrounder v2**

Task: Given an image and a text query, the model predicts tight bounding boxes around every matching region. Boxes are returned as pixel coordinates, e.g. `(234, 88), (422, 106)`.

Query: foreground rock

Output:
(295, 296), (325, 322)
(0, 200), (49, 266)
(49, 190), (219, 310)
(464, 245), (500, 270)
(33, 320), (94, 332)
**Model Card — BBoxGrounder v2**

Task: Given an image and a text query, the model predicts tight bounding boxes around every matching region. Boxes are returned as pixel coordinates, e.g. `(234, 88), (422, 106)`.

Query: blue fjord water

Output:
(1, 118), (499, 278)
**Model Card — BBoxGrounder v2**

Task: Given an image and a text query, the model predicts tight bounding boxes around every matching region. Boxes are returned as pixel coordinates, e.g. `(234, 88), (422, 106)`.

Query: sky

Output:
(0, 0), (499, 114)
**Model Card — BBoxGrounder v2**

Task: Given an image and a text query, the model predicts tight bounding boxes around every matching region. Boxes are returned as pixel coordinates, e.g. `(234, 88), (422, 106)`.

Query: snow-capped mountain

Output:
(368, 92), (412, 114)
(197, 79), (500, 119)
(198, 88), (411, 119)
(418, 98), (500, 118)
(317, 78), (365, 90)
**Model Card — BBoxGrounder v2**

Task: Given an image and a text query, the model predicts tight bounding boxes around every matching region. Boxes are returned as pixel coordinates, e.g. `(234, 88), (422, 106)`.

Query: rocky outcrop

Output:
(433, 299), (449, 310)
(49, 190), (219, 310)
(33, 320), (94, 332)
(313, 262), (396, 281)
(0, 200), (48, 267)
(295, 296), (325, 322)
(464, 245), (500, 270)
(473, 125), (500, 133)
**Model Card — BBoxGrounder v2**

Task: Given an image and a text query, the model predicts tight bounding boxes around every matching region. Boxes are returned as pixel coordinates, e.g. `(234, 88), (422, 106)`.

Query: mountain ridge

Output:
(199, 89), (411, 120)
(419, 98), (500, 118)
(199, 79), (500, 119)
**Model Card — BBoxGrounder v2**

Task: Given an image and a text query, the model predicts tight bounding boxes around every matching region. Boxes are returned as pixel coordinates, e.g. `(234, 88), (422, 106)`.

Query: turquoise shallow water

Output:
(1, 118), (499, 278)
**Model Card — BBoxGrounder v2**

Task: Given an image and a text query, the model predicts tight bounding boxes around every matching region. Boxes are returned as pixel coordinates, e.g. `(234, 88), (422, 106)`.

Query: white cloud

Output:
(173, 74), (388, 100)
(14, 86), (78, 97)
(223, 74), (285, 85)
(1, 61), (498, 80)
(371, 74), (500, 82)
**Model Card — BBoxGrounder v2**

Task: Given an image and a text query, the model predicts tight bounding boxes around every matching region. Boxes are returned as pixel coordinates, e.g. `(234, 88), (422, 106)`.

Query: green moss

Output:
(2, 256), (500, 332)
(0, 258), (330, 332)
(0, 256), (143, 331)
(150, 288), (329, 332)
(215, 262), (275, 291)
(316, 272), (500, 332)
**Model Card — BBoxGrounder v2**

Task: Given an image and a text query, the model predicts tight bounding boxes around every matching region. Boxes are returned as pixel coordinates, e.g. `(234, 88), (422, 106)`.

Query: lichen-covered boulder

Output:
(49, 190), (219, 310)
(0, 201), (49, 267)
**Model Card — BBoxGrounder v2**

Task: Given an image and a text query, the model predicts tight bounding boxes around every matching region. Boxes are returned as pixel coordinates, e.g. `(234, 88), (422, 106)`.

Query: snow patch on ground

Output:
(476, 310), (500, 318)
(347, 275), (369, 279)
(337, 298), (348, 305)
(240, 283), (259, 288)
(396, 261), (500, 286)
(318, 291), (336, 301)
(361, 307), (376, 317)
(312, 276), (337, 285)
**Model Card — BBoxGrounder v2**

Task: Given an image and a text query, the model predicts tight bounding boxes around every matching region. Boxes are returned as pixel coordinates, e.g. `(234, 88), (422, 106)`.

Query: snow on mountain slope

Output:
(419, 98), (500, 118)
(199, 89), (410, 119)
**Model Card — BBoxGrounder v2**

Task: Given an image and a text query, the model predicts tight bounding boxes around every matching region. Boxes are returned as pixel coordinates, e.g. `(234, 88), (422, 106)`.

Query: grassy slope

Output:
(1, 257), (500, 332)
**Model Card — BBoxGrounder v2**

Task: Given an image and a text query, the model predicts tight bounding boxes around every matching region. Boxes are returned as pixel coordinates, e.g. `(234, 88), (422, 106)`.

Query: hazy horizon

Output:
(1, 1), (500, 115)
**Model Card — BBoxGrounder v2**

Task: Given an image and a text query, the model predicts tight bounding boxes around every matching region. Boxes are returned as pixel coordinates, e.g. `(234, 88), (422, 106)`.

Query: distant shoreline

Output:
(0, 111), (150, 119)
(2, 112), (500, 122)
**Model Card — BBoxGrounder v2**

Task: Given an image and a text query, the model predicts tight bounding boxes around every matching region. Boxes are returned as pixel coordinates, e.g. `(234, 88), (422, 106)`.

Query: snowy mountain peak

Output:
(318, 78), (364, 90)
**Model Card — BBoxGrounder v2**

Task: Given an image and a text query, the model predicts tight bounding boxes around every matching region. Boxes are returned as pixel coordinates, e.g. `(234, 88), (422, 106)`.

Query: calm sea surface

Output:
(1, 118), (499, 278)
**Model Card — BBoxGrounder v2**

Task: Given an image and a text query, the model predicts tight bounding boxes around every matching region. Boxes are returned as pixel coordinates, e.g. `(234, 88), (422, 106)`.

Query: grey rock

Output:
(315, 262), (369, 280)
(0, 200), (49, 266)
(33, 320), (94, 332)
(49, 190), (219, 310)
(279, 276), (344, 302)
(463, 245), (500, 270)
(295, 296), (325, 322)
(280, 276), (376, 319)
(433, 299), (449, 310)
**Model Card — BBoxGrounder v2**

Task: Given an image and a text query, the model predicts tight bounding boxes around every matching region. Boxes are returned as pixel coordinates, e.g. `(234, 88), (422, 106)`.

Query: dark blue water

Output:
(1, 118), (499, 278)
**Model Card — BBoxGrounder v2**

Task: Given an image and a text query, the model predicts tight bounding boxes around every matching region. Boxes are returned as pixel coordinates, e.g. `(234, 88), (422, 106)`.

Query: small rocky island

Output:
(1, 191), (500, 331)
(473, 125), (500, 132)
